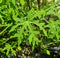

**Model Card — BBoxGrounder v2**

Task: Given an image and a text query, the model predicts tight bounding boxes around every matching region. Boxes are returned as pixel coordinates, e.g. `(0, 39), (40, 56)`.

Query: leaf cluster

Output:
(0, 0), (60, 57)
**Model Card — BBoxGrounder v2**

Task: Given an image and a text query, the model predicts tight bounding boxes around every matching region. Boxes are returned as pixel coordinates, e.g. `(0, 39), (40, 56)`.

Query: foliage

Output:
(0, 0), (60, 57)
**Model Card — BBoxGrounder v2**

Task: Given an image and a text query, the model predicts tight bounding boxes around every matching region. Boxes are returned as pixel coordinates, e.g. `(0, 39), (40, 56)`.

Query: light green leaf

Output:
(0, 0), (2, 3)
(12, 0), (15, 6)
(18, 25), (25, 46)
(11, 49), (16, 56)
(42, 28), (47, 36)
(0, 23), (12, 35)
(9, 24), (19, 33)
(20, 0), (24, 5)
(46, 50), (50, 55)
(18, 46), (22, 51)
(28, 34), (34, 44)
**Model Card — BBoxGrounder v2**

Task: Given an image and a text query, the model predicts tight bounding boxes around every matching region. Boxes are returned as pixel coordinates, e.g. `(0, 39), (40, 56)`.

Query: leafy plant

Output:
(0, 0), (60, 57)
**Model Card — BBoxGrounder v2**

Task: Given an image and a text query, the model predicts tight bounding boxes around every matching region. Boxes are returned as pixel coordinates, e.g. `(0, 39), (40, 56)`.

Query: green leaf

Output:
(46, 50), (50, 55)
(27, 8), (37, 20)
(18, 46), (22, 51)
(18, 25), (25, 46)
(42, 28), (47, 36)
(0, 15), (4, 24)
(40, 9), (46, 16)
(11, 49), (16, 56)
(9, 24), (20, 33)
(28, 34), (34, 44)
(11, 0), (15, 6)
(0, 23), (12, 35)
(2, 44), (11, 56)
(0, 0), (2, 3)
(20, 0), (24, 5)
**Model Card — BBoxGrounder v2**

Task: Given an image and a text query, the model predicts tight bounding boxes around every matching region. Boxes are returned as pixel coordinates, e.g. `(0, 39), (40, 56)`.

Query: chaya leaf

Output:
(20, 0), (24, 5)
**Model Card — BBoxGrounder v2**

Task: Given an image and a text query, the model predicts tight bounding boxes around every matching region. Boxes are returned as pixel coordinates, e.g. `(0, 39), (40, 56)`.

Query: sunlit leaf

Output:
(0, 0), (2, 3)
(46, 50), (50, 55)
(20, 0), (24, 5)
